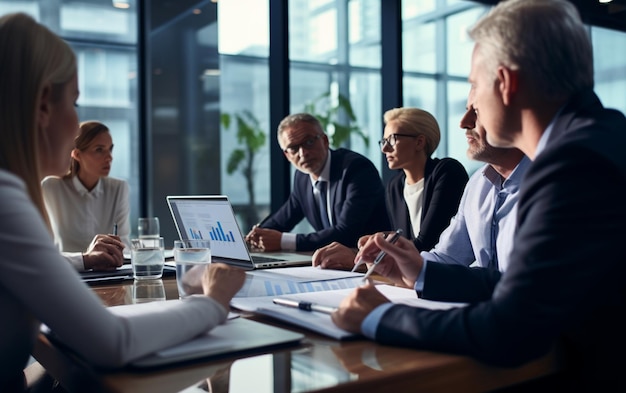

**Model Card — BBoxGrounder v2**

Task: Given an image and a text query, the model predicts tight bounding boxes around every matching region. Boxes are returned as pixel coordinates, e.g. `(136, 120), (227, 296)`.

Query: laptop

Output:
(166, 195), (312, 270)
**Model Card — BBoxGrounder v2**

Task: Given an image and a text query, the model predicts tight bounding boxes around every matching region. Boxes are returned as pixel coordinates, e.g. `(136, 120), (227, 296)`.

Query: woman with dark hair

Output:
(42, 120), (131, 271)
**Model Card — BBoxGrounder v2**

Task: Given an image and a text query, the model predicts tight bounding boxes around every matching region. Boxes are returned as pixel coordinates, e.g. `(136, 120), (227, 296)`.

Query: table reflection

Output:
(132, 279), (166, 304)
(177, 341), (387, 393)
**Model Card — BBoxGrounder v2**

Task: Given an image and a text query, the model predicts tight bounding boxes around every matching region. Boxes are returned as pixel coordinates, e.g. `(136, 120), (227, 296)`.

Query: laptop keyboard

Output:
(251, 255), (286, 263)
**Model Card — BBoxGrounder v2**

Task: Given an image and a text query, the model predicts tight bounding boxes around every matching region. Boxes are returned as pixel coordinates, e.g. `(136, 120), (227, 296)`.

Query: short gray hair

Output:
(469, 0), (593, 99)
(277, 113), (325, 141)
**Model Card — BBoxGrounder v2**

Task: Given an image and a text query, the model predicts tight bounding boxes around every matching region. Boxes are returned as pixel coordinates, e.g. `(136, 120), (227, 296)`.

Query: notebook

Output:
(166, 195), (312, 270)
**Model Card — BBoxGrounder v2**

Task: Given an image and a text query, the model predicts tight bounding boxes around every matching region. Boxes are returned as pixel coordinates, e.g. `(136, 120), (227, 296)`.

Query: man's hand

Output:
(202, 263), (247, 310)
(355, 234), (423, 288)
(312, 242), (358, 270)
(82, 234), (125, 271)
(331, 282), (390, 333)
(244, 227), (282, 252)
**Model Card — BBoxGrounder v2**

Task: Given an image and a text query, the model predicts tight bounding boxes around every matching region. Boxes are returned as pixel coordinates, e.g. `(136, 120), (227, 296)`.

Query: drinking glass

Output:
(131, 237), (165, 280)
(138, 217), (160, 239)
(174, 239), (211, 298)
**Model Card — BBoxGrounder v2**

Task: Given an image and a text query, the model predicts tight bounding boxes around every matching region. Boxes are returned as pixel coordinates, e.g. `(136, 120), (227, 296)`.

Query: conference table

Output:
(33, 277), (563, 393)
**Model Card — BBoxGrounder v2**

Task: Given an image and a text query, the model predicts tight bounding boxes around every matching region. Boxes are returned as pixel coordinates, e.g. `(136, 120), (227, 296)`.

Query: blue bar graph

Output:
(188, 228), (203, 239)
(209, 221), (235, 242)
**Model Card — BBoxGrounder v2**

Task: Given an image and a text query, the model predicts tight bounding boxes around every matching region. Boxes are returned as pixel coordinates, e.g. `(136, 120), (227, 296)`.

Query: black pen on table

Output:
(273, 298), (337, 315)
(359, 229), (403, 281)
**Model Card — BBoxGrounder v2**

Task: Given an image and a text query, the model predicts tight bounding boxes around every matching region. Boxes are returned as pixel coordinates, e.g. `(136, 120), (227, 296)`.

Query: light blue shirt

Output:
(420, 156), (531, 272)
(362, 157), (530, 338)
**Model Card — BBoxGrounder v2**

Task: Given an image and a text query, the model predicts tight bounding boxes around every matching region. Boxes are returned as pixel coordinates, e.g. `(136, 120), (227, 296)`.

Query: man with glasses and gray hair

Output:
(245, 113), (390, 252)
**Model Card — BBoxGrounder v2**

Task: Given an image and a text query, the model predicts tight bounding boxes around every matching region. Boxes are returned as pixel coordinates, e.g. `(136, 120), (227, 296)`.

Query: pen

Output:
(361, 229), (403, 281)
(252, 213), (272, 230)
(113, 223), (118, 236)
(273, 298), (337, 315)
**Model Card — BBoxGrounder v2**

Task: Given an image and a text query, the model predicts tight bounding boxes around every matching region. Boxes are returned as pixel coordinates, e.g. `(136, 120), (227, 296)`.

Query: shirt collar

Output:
(482, 155), (531, 192)
(72, 175), (103, 197)
(535, 105), (565, 158)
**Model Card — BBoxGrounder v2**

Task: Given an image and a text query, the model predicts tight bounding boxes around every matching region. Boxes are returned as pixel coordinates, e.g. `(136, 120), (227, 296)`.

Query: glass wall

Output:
(592, 26), (626, 114)
(148, 2), (221, 243)
(402, 0), (488, 175)
(0, 0), (140, 234)
(218, 0), (270, 234)
(2, 0), (626, 246)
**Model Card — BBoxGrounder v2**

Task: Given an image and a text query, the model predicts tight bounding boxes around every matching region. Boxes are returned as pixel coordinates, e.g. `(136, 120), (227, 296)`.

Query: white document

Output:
(246, 266), (363, 282)
(235, 273), (366, 298)
(230, 284), (467, 340)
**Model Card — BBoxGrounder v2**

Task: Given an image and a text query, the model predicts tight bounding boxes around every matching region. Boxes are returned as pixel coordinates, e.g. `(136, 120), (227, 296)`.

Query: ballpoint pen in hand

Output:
(359, 229), (403, 281)
(273, 298), (337, 315)
(113, 223), (118, 236)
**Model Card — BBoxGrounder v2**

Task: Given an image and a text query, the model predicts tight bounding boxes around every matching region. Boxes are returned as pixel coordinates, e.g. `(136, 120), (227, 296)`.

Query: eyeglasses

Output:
(283, 134), (323, 155)
(378, 133), (418, 148)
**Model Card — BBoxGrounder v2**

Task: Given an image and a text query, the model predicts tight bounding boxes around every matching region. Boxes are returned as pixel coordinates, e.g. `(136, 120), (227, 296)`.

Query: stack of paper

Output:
(231, 284), (466, 340)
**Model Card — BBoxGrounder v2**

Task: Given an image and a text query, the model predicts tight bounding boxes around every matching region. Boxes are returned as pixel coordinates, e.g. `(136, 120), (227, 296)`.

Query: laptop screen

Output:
(166, 195), (252, 263)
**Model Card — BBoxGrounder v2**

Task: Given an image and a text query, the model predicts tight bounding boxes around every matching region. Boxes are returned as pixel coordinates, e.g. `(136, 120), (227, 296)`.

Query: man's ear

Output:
(38, 84), (52, 130)
(497, 66), (519, 106)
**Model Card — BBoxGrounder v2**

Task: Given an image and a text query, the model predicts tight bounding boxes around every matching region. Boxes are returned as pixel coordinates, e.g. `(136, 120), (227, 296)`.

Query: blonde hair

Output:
(383, 107), (441, 156)
(0, 13), (77, 226)
(65, 121), (110, 178)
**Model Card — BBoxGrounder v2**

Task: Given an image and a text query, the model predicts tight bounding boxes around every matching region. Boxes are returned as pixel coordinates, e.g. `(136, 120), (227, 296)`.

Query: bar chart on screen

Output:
(207, 221), (237, 243)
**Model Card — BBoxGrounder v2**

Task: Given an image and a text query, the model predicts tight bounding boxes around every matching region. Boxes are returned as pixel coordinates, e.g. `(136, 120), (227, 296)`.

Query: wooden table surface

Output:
(33, 278), (563, 393)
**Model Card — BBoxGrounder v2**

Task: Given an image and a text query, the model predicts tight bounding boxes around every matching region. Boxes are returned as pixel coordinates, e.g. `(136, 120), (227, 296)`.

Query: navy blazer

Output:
(386, 157), (468, 251)
(262, 148), (390, 251)
(375, 90), (626, 390)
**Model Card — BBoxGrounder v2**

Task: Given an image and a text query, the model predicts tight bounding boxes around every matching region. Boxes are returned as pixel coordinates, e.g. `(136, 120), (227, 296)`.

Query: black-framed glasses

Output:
(283, 134), (323, 155)
(378, 133), (418, 148)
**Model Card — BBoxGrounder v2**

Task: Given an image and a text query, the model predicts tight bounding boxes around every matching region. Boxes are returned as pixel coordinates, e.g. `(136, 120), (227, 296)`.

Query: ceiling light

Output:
(112, 0), (130, 9)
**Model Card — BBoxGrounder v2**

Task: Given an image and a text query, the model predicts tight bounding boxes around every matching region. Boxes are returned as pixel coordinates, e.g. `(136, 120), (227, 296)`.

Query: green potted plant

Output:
(220, 110), (266, 229)
(303, 91), (369, 148)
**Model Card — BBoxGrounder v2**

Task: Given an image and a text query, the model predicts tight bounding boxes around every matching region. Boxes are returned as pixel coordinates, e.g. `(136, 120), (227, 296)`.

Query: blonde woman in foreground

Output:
(0, 13), (245, 392)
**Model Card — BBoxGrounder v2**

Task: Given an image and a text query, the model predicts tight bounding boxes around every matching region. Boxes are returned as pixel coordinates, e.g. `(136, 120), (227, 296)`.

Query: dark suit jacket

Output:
(262, 148), (390, 251)
(375, 90), (626, 391)
(386, 157), (468, 251)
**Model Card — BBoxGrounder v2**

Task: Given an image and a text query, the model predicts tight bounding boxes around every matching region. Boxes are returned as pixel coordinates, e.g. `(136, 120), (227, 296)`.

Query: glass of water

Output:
(130, 237), (165, 280)
(138, 217), (160, 239)
(173, 239), (211, 298)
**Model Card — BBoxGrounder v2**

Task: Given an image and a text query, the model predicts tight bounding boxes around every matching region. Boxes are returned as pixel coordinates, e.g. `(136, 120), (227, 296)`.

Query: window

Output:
(0, 0), (140, 235)
(3, 0), (626, 245)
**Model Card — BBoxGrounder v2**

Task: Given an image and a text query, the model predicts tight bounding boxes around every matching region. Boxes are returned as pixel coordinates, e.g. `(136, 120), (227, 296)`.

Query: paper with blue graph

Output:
(234, 267), (366, 297)
(231, 284), (467, 340)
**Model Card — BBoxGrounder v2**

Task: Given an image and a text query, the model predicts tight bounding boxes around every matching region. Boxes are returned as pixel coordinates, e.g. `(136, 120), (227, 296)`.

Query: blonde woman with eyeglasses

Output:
(313, 107), (468, 270)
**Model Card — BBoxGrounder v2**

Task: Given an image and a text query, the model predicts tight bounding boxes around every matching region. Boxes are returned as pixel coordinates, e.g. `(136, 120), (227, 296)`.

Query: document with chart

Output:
(231, 284), (467, 340)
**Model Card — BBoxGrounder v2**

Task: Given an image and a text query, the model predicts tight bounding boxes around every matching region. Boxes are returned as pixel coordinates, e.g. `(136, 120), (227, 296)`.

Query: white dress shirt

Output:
(42, 175), (131, 269)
